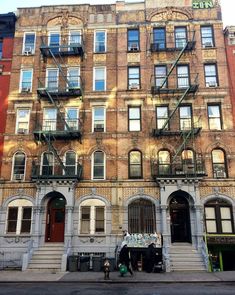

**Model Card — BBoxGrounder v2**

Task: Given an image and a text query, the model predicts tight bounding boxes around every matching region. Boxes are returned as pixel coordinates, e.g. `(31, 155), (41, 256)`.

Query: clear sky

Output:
(0, 0), (233, 27)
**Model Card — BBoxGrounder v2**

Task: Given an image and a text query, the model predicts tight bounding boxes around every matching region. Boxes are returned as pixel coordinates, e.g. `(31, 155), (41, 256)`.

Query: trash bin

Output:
(103, 257), (116, 271)
(68, 255), (79, 272)
(80, 256), (90, 272)
(92, 256), (102, 271)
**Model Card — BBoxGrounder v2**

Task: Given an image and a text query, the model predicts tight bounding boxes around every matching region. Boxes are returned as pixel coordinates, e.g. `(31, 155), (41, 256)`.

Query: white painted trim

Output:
(22, 32), (36, 54)
(15, 108), (30, 134)
(19, 69), (33, 93)
(93, 29), (107, 53)
(91, 150), (106, 180)
(92, 106), (106, 132)
(11, 151), (26, 181)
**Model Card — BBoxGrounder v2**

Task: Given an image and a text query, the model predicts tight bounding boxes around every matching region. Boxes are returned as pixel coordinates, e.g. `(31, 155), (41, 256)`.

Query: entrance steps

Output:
(169, 243), (206, 272)
(27, 243), (64, 271)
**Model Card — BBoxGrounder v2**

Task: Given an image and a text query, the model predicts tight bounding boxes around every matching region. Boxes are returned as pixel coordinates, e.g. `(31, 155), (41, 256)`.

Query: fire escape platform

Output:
(40, 45), (84, 57)
(150, 41), (196, 53)
(33, 130), (82, 141)
(37, 88), (82, 98)
(151, 84), (198, 95)
(152, 127), (201, 137)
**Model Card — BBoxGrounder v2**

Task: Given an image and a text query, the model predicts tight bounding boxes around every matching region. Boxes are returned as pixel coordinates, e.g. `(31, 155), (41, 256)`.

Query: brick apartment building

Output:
(0, 0), (235, 272)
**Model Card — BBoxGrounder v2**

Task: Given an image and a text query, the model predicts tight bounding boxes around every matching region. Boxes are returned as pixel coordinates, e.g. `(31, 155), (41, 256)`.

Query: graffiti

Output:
(192, 0), (214, 9)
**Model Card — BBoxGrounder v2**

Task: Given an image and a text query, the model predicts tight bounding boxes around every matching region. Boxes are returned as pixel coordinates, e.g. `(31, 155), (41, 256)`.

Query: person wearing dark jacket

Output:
(119, 244), (133, 275)
(145, 243), (156, 273)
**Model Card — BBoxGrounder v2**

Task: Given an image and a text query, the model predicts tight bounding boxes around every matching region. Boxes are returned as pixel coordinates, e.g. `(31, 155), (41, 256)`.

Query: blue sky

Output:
(0, 0), (233, 27)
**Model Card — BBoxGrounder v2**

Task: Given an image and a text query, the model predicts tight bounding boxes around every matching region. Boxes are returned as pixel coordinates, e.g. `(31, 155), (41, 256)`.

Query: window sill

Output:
(4, 234), (31, 237)
(94, 51), (106, 54)
(79, 233), (106, 237)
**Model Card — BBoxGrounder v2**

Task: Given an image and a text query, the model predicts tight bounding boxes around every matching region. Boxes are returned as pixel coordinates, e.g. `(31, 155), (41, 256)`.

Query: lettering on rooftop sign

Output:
(192, 0), (214, 9)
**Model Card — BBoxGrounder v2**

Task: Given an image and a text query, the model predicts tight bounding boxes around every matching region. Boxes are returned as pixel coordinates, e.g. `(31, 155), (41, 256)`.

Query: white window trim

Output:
(22, 32), (36, 54)
(63, 150), (77, 175)
(48, 31), (61, 46)
(46, 68), (59, 89)
(92, 106), (106, 132)
(93, 66), (106, 91)
(15, 108), (30, 134)
(11, 152), (26, 181)
(65, 107), (79, 130)
(40, 152), (54, 175)
(91, 150), (106, 180)
(79, 199), (106, 235)
(19, 69), (33, 93)
(5, 199), (33, 235)
(94, 30), (107, 53)
(67, 67), (80, 89)
(43, 108), (57, 131)
(69, 30), (81, 45)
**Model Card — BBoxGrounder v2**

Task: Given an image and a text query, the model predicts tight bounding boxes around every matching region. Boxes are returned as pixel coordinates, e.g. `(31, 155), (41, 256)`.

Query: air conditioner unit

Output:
(94, 124), (104, 132)
(14, 174), (24, 180)
(129, 83), (140, 90)
(128, 43), (139, 51)
(204, 41), (213, 48)
(24, 47), (32, 55)
(17, 128), (27, 134)
(216, 171), (226, 178)
(21, 87), (31, 93)
(207, 81), (217, 87)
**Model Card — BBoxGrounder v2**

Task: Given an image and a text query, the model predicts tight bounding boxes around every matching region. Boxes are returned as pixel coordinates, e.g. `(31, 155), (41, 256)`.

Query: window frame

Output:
(127, 28), (140, 51)
(67, 67), (80, 90)
(128, 106), (141, 132)
(46, 68), (59, 91)
(69, 30), (81, 46)
(65, 107), (79, 130)
(93, 66), (106, 91)
(19, 69), (33, 93)
(212, 149), (228, 179)
(94, 30), (107, 53)
(201, 25), (215, 48)
(22, 32), (36, 54)
(155, 65), (167, 88)
(156, 105), (169, 130)
(207, 104), (222, 130)
(128, 150), (143, 179)
(64, 151), (77, 175)
(15, 108), (30, 134)
(158, 150), (171, 175)
(48, 31), (60, 53)
(92, 106), (106, 132)
(11, 152), (26, 181)
(204, 63), (219, 87)
(43, 108), (57, 131)
(177, 64), (190, 88)
(179, 105), (192, 130)
(128, 66), (140, 90)
(41, 152), (54, 176)
(153, 27), (166, 50)
(92, 150), (106, 180)
(175, 26), (187, 49)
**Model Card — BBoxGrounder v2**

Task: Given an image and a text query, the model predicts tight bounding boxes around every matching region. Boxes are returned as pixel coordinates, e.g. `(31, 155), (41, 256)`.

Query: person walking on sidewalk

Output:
(119, 243), (133, 276)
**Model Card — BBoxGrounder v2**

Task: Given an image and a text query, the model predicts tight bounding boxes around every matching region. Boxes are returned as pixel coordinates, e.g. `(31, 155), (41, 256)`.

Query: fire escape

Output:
(32, 33), (84, 181)
(150, 30), (206, 179)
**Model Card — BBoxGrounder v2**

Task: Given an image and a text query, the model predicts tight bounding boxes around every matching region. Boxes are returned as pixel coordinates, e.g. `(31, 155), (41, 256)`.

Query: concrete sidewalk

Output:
(0, 270), (234, 283)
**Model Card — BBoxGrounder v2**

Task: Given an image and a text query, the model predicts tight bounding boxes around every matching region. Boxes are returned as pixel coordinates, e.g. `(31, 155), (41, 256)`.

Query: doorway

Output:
(170, 194), (191, 243)
(45, 194), (66, 242)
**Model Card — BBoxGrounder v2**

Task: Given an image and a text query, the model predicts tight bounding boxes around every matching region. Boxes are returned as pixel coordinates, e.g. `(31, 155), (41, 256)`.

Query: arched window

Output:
(129, 150), (142, 179)
(158, 150), (170, 175)
(41, 152), (54, 176)
(92, 151), (105, 180)
(212, 149), (227, 178)
(64, 151), (77, 175)
(6, 199), (33, 234)
(182, 149), (194, 165)
(205, 199), (234, 234)
(128, 199), (156, 233)
(12, 152), (26, 181)
(80, 199), (105, 234)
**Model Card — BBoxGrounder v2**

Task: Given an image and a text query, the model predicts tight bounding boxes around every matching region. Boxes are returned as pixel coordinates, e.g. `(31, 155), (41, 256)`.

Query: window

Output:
(129, 150), (142, 179)
(41, 152), (54, 176)
(212, 149), (227, 178)
(182, 149), (194, 165)
(69, 31), (81, 45)
(128, 106), (141, 131)
(92, 151), (105, 180)
(46, 69), (58, 91)
(49, 32), (60, 54)
(64, 151), (77, 175)
(65, 108), (79, 130)
(204, 64), (218, 87)
(153, 28), (166, 50)
(20, 69), (33, 92)
(80, 199), (105, 234)
(179, 106), (192, 130)
(205, 200), (234, 234)
(128, 29), (139, 51)
(128, 67), (140, 90)
(0, 39), (3, 59)
(155, 65), (167, 88)
(94, 67), (106, 91)
(43, 108), (57, 131)
(128, 199), (156, 233)
(175, 27), (187, 49)
(94, 30), (106, 53)
(201, 26), (214, 48)
(23, 33), (36, 54)
(158, 150), (171, 175)
(67, 68), (80, 89)
(16, 109), (30, 134)
(12, 152), (26, 181)
(156, 106), (169, 129)
(6, 199), (32, 234)
(208, 105), (222, 130)
(93, 107), (105, 132)
(177, 65), (189, 88)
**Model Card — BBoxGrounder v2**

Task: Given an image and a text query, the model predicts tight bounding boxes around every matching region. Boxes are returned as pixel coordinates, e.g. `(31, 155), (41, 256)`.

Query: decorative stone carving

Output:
(93, 54), (106, 63)
(127, 53), (140, 63)
(202, 49), (217, 60)
(151, 10), (189, 22)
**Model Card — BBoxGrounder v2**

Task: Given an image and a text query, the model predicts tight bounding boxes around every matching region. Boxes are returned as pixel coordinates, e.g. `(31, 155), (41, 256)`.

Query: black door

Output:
(170, 196), (191, 243)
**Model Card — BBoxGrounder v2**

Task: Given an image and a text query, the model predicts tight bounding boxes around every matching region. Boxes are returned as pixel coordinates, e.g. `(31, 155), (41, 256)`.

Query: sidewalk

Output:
(0, 270), (234, 283)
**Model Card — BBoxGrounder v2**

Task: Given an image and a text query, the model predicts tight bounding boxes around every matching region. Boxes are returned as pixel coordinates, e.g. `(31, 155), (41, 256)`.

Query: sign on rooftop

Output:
(192, 0), (214, 9)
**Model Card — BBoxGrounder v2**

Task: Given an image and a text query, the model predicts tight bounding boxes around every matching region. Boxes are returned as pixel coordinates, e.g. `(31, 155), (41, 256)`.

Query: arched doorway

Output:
(170, 193), (191, 243)
(45, 192), (66, 242)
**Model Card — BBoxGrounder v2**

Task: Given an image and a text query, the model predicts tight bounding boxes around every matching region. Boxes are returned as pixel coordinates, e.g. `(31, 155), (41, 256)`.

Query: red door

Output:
(46, 196), (66, 242)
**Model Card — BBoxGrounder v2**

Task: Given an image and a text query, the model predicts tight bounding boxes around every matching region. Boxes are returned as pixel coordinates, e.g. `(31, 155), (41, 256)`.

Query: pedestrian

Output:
(103, 258), (111, 279)
(119, 243), (133, 276)
(145, 243), (156, 273)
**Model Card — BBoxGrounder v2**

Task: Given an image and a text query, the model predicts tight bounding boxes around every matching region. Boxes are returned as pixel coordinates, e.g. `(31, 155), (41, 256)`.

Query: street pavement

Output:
(0, 270), (234, 283)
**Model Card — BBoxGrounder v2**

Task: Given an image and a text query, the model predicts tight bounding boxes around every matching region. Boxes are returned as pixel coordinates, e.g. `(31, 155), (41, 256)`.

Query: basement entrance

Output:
(170, 193), (191, 243)
(45, 192), (66, 242)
